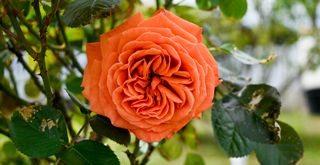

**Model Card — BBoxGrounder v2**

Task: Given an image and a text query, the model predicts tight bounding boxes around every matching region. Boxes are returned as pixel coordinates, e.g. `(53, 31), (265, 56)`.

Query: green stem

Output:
(56, 13), (84, 74)
(110, 11), (116, 29)
(156, 0), (160, 10)
(0, 23), (18, 41)
(70, 118), (89, 145)
(164, 0), (173, 9)
(133, 138), (140, 157)
(4, 0), (37, 59)
(38, 46), (53, 105)
(33, 0), (61, 105)
(125, 138), (140, 165)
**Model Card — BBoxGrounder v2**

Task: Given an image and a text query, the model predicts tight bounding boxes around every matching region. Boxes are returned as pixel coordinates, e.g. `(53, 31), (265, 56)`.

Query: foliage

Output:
(0, 0), (310, 164)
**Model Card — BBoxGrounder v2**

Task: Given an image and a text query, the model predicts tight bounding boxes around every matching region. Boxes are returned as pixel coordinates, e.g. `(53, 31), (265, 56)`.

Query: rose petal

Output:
(154, 8), (203, 42)
(138, 12), (198, 43)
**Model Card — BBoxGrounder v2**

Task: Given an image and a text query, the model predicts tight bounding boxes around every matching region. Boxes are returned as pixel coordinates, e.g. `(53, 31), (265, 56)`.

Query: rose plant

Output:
(0, 0), (304, 165)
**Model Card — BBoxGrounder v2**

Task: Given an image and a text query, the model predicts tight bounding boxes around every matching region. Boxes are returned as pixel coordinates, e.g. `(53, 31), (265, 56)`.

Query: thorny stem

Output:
(32, 0), (61, 105)
(0, 23), (18, 41)
(4, 0), (37, 59)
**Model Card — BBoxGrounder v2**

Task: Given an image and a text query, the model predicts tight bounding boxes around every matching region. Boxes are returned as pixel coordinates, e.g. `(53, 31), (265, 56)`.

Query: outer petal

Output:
(131, 128), (173, 142)
(82, 42), (102, 99)
(100, 12), (144, 40)
(154, 8), (203, 42)
(138, 10), (198, 43)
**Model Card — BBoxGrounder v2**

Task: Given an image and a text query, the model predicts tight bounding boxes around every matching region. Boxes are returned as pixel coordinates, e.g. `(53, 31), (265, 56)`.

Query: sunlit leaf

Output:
(255, 121), (304, 165)
(158, 135), (183, 161)
(196, 0), (219, 10)
(63, 0), (120, 27)
(9, 106), (68, 158)
(219, 0), (247, 20)
(60, 140), (120, 165)
(89, 115), (130, 146)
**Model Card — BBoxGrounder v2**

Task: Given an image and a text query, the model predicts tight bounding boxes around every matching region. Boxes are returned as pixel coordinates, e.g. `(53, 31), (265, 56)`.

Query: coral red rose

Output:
(82, 8), (220, 142)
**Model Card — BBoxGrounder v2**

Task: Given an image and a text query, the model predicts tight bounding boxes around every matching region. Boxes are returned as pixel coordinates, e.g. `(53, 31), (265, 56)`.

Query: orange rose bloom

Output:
(82, 8), (220, 142)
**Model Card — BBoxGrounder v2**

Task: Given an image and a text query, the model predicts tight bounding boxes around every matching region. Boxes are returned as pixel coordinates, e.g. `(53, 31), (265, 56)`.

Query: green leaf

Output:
(219, 0), (247, 20)
(184, 153), (205, 165)
(89, 115), (130, 146)
(196, 0), (219, 10)
(220, 43), (277, 64)
(212, 100), (254, 157)
(66, 89), (90, 114)
(220, 95), (280, 144)
(60, 140), (120, 165)
(255, 121), (304, 165)
(63, 0), (121, 27)
(9, 105), (68, 158)
(238, 84), (281, 143)
(65, 75), (83, 94)
(158, 135), (183, 161)
(241, 84), (281, 120)
(213, 84), (282, 144)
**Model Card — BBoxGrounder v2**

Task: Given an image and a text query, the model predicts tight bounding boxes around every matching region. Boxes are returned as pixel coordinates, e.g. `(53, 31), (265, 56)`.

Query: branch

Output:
(4, 0), (37, 59)
(32, 0), (61, 105)
(0, 23), (18, 41)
